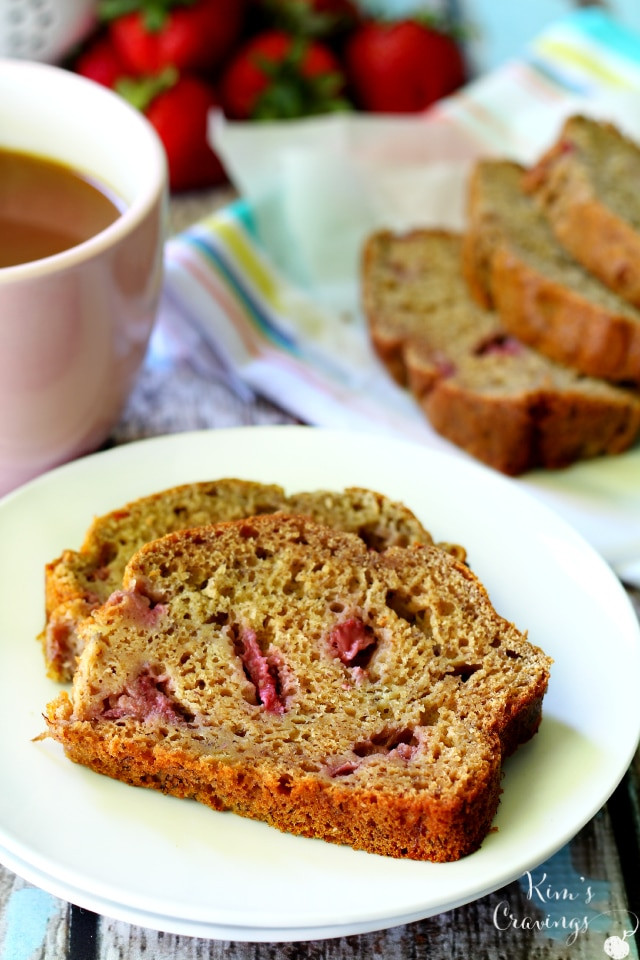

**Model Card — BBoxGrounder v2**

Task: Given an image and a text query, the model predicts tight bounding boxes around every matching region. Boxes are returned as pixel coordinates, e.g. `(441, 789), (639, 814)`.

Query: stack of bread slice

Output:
(362, 115), (640, 475)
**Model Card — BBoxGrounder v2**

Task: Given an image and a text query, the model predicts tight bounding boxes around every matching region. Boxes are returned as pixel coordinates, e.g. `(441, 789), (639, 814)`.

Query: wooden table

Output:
(1, 188), (639, 960)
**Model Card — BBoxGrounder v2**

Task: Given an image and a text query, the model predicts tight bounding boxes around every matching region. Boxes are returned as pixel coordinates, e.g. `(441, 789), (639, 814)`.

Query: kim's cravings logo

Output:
(493, 870), (639, 951)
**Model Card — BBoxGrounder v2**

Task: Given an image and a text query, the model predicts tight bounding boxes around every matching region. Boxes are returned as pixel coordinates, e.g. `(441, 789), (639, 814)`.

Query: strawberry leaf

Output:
(247, 36), (350, 120)
(99, 0), (197, 32)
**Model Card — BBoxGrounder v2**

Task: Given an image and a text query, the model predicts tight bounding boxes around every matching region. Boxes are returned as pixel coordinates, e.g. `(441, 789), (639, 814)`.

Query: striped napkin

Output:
(157, 8), (640, 585)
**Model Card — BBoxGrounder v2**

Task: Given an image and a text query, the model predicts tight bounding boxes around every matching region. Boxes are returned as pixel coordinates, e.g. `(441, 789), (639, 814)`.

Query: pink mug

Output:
(0, 58), (168, 496)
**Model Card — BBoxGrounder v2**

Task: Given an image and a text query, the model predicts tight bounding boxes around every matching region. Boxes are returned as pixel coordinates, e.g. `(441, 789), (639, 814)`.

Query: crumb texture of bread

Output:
(361, 229), (640, 475)
(44, 514), (551, 863)
(41, 480), (446, 683)
(524, 115), (640, 308)
(464, 159), (640, 385)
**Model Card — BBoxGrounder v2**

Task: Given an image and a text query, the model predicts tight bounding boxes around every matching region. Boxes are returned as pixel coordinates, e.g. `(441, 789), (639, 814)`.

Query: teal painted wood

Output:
(0, 874), (66, 960)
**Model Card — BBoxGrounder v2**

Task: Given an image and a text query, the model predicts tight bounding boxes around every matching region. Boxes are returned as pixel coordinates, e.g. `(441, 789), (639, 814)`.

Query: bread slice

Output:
(523, 115), (640, 308)
(362, 229), (465, 386)
(44, 514), (551, 863)
(362, 229), (640, 475)
(463, 159), (640, 385)
(42, 479), (448, 682)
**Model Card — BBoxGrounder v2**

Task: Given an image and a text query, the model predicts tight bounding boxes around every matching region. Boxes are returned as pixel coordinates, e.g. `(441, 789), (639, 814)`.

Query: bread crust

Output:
(523, 115), (640, 308)
(465, 158), (640, 386)
(44, 515), (551, 863)
(45, 693), (504, 862)
(407, 347), (640, 474)
(491, 244), (640, 384)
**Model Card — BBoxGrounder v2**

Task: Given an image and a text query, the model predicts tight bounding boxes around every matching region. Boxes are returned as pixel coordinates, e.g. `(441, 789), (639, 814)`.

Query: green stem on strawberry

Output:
(115, 66), (178, 110)
(99, 0), (197, 32)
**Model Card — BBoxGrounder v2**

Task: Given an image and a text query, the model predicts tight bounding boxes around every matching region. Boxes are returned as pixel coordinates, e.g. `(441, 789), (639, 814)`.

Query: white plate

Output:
(0, 426), (639, 942)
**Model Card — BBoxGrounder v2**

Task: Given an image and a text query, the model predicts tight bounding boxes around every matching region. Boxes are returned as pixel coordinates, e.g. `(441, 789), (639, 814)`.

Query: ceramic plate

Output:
(0, 426), (638, 941)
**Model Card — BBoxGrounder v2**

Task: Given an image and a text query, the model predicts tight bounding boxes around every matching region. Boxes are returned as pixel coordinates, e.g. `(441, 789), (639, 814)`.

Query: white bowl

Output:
(0, 58), (168, 495)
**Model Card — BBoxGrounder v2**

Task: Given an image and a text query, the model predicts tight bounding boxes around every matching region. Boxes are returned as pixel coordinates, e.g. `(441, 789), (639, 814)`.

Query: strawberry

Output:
(220, 29), (348, 120)
(117, 70), (227, 191)
(74, 32), (129, 87)
(99, 0), (247, 75)
(344, 19), (466, 113)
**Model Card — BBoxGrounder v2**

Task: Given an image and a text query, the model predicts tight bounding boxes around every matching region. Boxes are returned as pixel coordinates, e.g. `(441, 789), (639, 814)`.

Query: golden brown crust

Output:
(45, 694), (503, 862)
(406, 349), (540, 476)
(367, 328), (408, 386)
(409, 336), (640, 474)
(523, 115), (640, 308)
(466, 158), (640, 386)
(44, 515), (551, 863)
(491, 244), (640, 385)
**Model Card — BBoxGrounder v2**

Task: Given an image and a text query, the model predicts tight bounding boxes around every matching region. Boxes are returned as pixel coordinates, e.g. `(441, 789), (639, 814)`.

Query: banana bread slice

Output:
(42, 479), (444, 682)
(463, 159), (640, 385)
(44, 514), (551, 863)
(523, 115), (640, 308)
(362, 229), (640, 475)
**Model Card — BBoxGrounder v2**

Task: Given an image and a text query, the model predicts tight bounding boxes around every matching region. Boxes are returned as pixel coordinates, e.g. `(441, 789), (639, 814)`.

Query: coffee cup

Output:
(0, 57), (168, 496)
